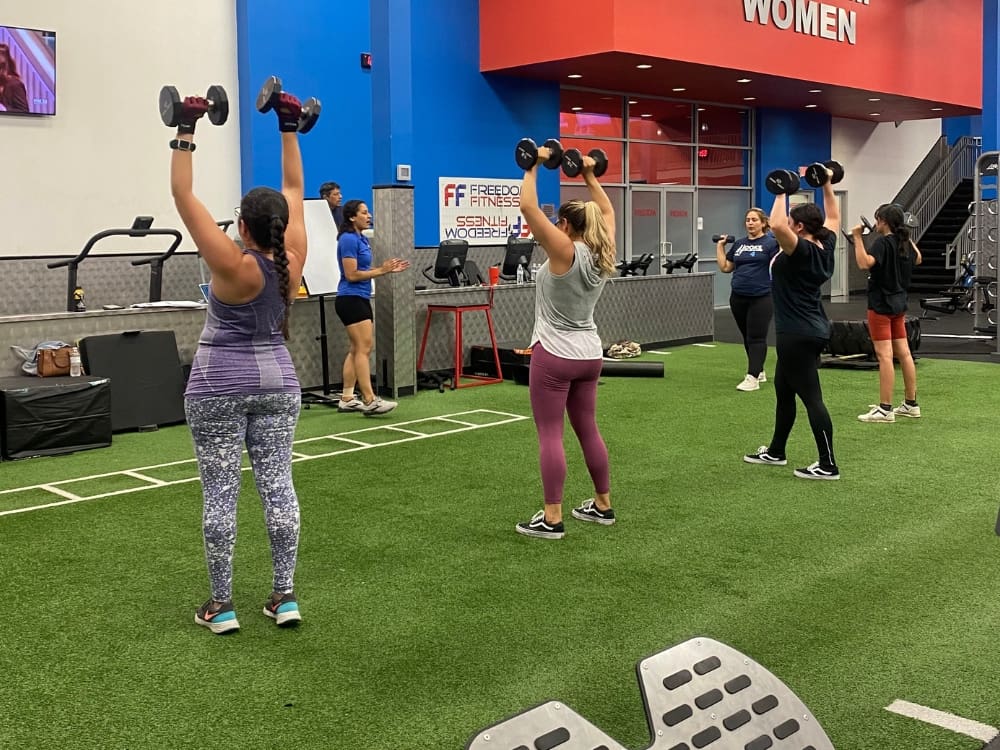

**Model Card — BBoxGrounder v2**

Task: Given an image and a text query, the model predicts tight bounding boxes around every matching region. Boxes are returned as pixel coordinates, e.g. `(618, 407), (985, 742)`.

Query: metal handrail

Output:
(906, 136), (980, 244)
(893, 136), (949, 211)
(943, 214), (975, 273)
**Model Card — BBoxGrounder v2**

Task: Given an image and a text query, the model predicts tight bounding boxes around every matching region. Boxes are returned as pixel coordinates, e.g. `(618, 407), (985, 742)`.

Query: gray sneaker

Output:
(337, 397), (365, 413)
(893, 402), (921, 418)
(361, 397), (397, 416)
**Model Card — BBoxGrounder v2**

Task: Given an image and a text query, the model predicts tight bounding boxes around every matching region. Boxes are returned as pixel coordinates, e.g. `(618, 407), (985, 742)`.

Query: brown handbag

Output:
(37, 346), (72, 377)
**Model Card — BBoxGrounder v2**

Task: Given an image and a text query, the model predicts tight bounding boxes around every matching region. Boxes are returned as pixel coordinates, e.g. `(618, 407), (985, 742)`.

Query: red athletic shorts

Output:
(867, 310), (907, 341)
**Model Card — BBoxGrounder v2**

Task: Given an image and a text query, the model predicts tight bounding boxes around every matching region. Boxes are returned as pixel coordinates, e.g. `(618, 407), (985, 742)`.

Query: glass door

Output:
(628, 187), (695, 276)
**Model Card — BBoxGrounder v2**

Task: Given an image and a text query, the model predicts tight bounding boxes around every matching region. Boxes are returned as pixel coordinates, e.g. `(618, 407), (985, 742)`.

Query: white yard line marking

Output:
(647, 351), (672, 355)
(0, 410), (529, 518)
(692, 343), (716, 347)
(885, 699), (998, 742)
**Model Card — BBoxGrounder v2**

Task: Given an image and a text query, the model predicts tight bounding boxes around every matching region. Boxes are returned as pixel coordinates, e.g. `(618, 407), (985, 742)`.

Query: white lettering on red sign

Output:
(743, 0), (861, 45)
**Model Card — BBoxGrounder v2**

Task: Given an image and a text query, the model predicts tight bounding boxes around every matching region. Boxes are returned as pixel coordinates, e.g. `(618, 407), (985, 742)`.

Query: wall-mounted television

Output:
(0, 25), (56, 116)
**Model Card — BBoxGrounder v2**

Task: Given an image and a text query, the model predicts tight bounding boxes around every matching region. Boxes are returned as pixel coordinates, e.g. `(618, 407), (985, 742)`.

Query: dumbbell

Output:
(256, 76), (322, 134)
(514, 138), (563, 170)
(803, 160), (845, 188)
(765, 169), (801, 195)
(712, 234), (735, 244)
(562, 148), (608, 178)
(159, 85), (229, 127)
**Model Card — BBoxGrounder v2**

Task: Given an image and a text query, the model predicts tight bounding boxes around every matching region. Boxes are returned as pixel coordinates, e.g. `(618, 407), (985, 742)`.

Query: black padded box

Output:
(470, 342), (531, 385)
(0, 375), (112, 460)
(79, 330), (186, 432)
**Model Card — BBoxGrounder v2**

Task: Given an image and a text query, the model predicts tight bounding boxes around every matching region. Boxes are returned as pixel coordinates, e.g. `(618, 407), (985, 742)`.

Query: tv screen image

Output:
(0, 25), (56, 116)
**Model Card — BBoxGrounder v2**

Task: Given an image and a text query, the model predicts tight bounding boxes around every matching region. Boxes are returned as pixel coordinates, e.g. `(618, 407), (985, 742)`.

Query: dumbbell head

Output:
(541, 139), (564, 169)
(298, 97), (322, 134)
(256, 75), (282, 114)
(159, 84), (229, 127)
(712, 234), (735, 244)
(514, 138), (562, 170)
(803, 160), (845, 188)
(765, 169), (800, 195)
(562, 148), (609, 178)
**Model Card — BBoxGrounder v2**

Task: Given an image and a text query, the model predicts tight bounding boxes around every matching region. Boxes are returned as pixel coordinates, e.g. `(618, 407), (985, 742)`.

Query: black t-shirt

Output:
(771, 232), (836, 338)
(866, 234), (916, 315)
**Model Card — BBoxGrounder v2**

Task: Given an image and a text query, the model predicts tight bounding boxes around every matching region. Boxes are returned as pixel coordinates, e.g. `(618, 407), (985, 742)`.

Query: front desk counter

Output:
(413, 272), (714, 373)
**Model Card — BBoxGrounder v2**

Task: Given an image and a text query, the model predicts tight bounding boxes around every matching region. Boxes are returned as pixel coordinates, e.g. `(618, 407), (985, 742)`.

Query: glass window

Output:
(559, 138), (624, 184)
(697, 147), (751, 187)
(696, 105), (750, 147)
(696, 188), (752, 306)
(629, 143), (693, 185)
(628, 100), (692, 143)
(560, 91), (624, 139)
(559, 184), (625, 259)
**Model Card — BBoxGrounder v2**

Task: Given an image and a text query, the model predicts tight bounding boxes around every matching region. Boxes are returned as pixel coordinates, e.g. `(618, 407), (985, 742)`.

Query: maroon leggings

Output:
(529, 342), (610, 505)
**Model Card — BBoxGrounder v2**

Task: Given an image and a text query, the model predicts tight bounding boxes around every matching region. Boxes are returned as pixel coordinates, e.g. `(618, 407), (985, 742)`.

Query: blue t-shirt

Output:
(337, 232), (373, 298)
(771, 232), (836, 339)
(726, 233), (780, 296)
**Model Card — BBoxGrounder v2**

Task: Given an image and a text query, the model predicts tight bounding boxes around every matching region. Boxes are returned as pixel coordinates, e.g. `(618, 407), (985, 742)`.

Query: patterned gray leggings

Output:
(185, 392), (301, 602)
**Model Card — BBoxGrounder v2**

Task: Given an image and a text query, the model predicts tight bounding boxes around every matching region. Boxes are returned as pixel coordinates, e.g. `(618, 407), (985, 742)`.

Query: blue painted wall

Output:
(754, 108), (833, 209)
(237, 0), (374, 207)
(236, 0), (558, 246)
(942, 116), (983, 146)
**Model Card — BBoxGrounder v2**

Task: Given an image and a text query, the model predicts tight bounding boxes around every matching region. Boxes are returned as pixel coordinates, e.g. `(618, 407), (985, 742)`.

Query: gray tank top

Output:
(530, 241), (607, 359)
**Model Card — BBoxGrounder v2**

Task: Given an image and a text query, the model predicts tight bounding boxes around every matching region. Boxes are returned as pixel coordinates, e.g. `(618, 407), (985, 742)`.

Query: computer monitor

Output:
(427, 239), (469, 286)
(501, 237), (534, 279)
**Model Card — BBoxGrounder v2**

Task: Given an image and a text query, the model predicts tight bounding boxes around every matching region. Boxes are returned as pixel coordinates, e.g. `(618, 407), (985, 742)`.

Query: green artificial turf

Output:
(1, 343), (997, 749)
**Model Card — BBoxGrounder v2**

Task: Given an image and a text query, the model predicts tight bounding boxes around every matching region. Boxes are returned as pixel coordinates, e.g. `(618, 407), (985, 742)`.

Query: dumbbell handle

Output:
(712, 234), (735, 243)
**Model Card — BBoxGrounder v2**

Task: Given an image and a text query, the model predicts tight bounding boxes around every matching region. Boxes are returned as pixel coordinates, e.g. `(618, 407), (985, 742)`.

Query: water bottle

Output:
(69, 346), (82, 377)
(73, 286), (86, 312)
(516, 264), (525, 285)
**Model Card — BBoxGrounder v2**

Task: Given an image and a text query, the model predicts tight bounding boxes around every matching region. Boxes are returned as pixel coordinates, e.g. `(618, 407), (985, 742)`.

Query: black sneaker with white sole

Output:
(743, 446), (787, 465)
(571, 498), (616, 525)
(793, 462), (840, 480)
(515, 510), (565, 539)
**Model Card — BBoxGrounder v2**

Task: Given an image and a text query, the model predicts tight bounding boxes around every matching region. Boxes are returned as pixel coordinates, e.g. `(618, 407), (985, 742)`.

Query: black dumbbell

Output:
(515, 138), (563, 170)
(765, 169), (801, 195)
(256, 76), (322, 134)
(712, 234), (735, 244)
(803, 160), (845, 188)
(562, 148), (608, 178)
(159, 85), (229, 127)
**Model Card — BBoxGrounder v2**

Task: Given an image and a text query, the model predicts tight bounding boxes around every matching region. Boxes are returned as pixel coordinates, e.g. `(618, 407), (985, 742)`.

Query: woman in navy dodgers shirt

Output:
(715, 207), (779, 392)
(333, 199), (409, 415)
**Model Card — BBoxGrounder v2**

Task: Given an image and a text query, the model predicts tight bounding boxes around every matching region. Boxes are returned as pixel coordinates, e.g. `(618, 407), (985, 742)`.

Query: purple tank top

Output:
(185, 251), (299, 397)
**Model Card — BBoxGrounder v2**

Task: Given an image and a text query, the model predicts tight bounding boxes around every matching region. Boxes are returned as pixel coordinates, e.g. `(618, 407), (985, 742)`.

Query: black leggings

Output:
(729, 292), (772, 376)
(768, 333), (837, 469)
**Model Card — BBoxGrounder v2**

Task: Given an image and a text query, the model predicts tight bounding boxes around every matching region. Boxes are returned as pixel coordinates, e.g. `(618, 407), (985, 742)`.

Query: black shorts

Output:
(335, 295), (373, 326)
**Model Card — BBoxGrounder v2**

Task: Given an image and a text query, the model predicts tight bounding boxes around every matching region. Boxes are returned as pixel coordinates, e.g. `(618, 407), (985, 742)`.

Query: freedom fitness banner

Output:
(438, 177), (531, 245)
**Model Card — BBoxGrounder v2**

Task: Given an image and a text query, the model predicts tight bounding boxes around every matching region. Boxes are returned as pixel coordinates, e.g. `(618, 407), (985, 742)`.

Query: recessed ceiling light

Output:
(628, 99), (638, 105)
(697, 107), (706, 111)
(737, 78), (752, 84)
(600, 96), (614, 100)
(636, 64), (652, 69)
(869, 112), (881, 117)
(931, 107), (943, 111)
(641, 113), (652, 117)
(808, 89), (822, 93)
(571, 106), (583, 111)
(743, 97), (756, 101)
(567, 74), (583, 79)
(868, 97), (881, 102)
(805, 104), (817, 108)
(672, 87), (686, 92)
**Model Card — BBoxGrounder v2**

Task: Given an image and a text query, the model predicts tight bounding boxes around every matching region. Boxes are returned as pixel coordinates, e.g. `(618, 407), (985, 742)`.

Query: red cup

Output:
(488, 266), (500, 286)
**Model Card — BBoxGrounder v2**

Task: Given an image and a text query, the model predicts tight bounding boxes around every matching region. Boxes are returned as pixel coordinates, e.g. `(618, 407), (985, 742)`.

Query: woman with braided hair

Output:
(170, 91), (307, 634)
(851, 203), (923, 423)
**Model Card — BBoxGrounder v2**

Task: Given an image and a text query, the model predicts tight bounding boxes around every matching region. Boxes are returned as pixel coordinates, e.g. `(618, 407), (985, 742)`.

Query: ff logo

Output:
(443, 183), (466, 206)
(509, 215), (531, 238)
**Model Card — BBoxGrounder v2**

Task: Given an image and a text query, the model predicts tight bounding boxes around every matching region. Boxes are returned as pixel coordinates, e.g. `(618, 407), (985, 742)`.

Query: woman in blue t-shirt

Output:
(715, 207), (780, 391)
(744, 169), (840, 480)
(334, 199), (409, 415)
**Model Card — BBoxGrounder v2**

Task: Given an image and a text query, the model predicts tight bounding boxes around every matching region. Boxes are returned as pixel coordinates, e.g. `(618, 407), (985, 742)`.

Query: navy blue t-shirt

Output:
(866, 234), (916, 315)
(771, 232), (836, 338)
(726, 233), (780, 296)
(337, 232), (373, 299)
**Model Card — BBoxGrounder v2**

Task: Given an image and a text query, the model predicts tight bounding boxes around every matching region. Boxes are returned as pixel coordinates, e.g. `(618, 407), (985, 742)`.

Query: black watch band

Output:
(169, 138), (196, 152)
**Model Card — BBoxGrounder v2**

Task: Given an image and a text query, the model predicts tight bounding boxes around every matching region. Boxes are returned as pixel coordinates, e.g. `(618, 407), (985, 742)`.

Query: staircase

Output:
(909, 180), (973, 293)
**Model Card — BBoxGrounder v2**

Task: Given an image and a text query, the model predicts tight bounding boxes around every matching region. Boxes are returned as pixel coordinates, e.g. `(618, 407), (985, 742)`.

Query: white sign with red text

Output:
(439, 177), (532, 245)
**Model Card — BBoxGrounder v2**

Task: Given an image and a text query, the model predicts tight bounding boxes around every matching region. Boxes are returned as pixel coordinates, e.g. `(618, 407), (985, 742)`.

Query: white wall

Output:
(1, 1), (241, 256)
(832, 117), (943, 225)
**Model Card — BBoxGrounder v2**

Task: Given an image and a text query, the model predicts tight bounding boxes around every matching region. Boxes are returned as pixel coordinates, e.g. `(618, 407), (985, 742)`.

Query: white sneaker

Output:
(757, 371), (766, 383)
(736, 374), (759, 391)
(361, 397), (398, 416)
(337, 397), (365, 413)
(894, 402), (921, 418)
(858, 405), (895, 423)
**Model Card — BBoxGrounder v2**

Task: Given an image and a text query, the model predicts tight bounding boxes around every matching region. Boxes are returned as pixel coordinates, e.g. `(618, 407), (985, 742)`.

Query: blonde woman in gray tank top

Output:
(514, 147), (619, 540)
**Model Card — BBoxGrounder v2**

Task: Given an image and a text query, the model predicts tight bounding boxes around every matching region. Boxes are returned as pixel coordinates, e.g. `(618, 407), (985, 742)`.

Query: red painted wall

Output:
(480, 0), (982, 107)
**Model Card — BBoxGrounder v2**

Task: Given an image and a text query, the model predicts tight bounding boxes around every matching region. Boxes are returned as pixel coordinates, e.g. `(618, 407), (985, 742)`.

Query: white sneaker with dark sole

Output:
(571, 498), (616, 525)
(743, 446), (787, 465)
(793, 462), (840, 480)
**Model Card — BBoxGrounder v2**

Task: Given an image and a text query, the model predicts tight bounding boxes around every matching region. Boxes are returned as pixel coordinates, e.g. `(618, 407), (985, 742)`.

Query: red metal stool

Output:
(417, 286), (503, 389)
